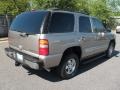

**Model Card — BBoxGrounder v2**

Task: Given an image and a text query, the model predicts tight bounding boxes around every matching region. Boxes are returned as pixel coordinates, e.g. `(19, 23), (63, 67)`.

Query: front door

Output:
(78, 16), (98, 58)
(91, 18), (109, 53)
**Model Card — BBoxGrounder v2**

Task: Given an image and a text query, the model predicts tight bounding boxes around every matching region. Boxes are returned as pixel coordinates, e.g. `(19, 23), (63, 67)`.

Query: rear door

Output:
(44, 12), (76, 55)
(9, 11), (48, 55)
(78, 16), (98, 58)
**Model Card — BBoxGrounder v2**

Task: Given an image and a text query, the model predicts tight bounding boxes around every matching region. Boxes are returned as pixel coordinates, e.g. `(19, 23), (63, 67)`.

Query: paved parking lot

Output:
(0, 33), (120, 90)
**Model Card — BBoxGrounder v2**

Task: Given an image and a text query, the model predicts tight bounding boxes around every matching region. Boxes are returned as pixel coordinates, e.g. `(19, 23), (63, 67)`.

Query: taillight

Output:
(39, 39), (49, 56)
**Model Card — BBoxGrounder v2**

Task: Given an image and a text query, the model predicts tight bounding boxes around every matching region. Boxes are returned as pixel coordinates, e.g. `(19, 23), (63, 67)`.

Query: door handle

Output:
(81, 36), (86, 41)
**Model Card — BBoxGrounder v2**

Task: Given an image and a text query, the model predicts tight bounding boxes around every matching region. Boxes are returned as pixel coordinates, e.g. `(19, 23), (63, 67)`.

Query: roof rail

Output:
(47, 8), (61, 11)
(75, 11), (89, 15)
(47, 8), (89, 15)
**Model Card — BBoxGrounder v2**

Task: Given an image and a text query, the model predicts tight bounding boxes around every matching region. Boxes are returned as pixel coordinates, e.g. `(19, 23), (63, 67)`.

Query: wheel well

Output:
(110, 39), (116, 46)
(62, 46), (82, 60)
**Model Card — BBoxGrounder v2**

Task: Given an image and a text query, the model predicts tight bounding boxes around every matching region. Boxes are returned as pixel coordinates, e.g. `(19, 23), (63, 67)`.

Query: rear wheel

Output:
(57, 53), (79, 79)
(106, 42), (115, 58)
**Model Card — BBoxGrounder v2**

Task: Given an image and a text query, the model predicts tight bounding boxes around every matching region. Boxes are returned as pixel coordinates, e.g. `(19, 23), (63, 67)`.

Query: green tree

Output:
(33, 0), (77, 11)
(76, 0), (90, 14)
(22, 0), (117, 28)
(0, 0), (117, 28)
(108, 0), (120, 12)
(0, 0), (28, 15)
(89, 0), (112, 21)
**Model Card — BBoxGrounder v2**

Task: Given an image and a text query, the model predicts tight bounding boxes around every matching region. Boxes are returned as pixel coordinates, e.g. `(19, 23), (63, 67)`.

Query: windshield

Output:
(10, 11), (48, 34)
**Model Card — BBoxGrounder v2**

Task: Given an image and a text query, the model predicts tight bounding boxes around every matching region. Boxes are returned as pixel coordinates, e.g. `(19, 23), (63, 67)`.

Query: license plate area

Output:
(16, 53), (23, 62)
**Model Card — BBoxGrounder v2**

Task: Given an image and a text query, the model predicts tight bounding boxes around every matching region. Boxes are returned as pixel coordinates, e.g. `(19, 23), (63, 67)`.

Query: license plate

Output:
(16, 53), (23, 62)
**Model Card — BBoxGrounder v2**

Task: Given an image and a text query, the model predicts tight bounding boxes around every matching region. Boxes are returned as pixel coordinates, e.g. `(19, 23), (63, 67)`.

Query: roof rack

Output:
(75, 11), (89, 15)
(47, 8), (61, 11)
(47, 8), (89, 15)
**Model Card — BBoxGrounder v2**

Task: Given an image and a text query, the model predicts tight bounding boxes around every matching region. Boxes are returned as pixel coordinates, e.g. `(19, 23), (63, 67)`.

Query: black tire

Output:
(57, 53), (79, 79)
(15, 61), (21, 66)
(106, 42), (115, 58)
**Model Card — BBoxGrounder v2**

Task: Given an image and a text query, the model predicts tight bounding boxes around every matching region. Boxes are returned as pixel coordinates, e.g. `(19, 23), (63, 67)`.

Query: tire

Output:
(106, 42), (115, 58)
(57, 53), (79, 79)
(15, 61), (21, 66)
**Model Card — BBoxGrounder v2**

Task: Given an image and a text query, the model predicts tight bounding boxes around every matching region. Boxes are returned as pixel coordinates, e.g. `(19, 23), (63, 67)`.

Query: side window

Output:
(79, 16), (92, 33)
(92, 18), (106, 33)
(48, 12), (74, 33)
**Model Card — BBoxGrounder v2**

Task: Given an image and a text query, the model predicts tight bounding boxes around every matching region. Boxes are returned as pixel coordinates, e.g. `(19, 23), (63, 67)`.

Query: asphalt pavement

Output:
(0, 33), (120, 90)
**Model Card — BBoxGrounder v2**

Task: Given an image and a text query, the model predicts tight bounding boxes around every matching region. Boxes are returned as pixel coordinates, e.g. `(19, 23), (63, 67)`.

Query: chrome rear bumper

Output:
(5, 48), (43, 70)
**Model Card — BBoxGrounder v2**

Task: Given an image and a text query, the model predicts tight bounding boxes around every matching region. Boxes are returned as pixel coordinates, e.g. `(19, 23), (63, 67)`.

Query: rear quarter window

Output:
(48, 12), (74, 33)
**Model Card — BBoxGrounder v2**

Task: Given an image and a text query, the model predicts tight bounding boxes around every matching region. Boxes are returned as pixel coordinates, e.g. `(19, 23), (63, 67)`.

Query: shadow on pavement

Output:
(77, 50), (119, 75)
(22, 50), (120, 82)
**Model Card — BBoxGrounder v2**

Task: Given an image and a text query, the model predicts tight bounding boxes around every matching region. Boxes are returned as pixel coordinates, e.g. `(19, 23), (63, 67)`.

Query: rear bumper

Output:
(5, 48), (43, 70)
(5, 47), (62, 69)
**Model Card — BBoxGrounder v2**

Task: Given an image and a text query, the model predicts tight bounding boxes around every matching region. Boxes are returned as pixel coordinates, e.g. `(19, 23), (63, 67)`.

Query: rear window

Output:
(48, 12), (74, 33)
(10, 11), (48, 34)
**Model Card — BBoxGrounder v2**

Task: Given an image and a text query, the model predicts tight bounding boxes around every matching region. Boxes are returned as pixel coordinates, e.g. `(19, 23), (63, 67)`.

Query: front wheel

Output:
(106, 42), (115, 58)
(57, 53), (79, 79)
